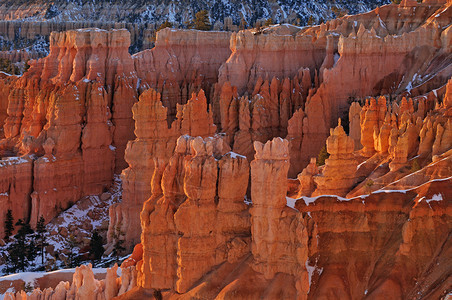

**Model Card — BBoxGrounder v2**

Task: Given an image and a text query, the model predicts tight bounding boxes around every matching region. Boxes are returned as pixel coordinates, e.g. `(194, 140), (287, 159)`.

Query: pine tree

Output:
(4, 209), (14, 241)
(63, 234), (79, 268)
(239, 17), (248, 30)
(89, 230), (105, 266)
(316, 145), (330, 166)
(190, 10), (211, 31)
(5, 219), (34, 273)
(35, 216), (48, 265)
(111, 224), (125, 262)
(264, 18), (274, 27)
(157, 20), (173, 31)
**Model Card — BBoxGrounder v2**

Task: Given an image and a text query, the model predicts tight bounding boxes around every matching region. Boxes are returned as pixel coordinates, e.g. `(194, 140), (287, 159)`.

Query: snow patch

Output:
(418, 193), (443, 205)
(286, 197), (298, 209)
(228, 152), (246, 159)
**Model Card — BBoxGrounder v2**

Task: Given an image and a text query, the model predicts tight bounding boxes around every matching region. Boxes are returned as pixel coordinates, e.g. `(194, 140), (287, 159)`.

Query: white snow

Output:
(333, 53), (340, 67)
(305, 258), (323, 293)
(378, 16), (387, 30)
(305, 260), (315, 288)
(286, 197), (298, 209)
(301, 194), (350, 206)
(418, 193), (443, 206)
(1, 156), (29, 165)
(228, 152), (246, 159)
(0, 267), (119, 298)
(427, 194), (443, 202)
(373, 189), (407, 194)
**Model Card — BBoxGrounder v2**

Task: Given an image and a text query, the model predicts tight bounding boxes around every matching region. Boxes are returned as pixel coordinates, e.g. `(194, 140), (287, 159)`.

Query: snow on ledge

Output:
(227, 152), (246, 159)
(286, 194), (350, 208)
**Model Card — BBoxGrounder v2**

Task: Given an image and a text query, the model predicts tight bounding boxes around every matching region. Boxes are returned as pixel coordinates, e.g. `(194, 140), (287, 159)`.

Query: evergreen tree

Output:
(316, 145), (330, 166)
(35, 216), (48, 265)
(239, 17), (248, 30)
(4, 209), (14, 241)
(264, 18), (274, 27)
(5, 219), (34, 273)
(89, 230), (105, 266)
(24, 59), (31, 72)
(190, 10), (211, 31)
(63, 233), (79, 268)
(157, 20), (173, 31)
(111, 224), (125, 262)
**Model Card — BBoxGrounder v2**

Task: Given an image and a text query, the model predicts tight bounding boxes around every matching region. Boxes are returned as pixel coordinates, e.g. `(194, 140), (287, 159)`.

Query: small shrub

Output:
(316, 145), (330, 166)
(411, 159), (421, 172)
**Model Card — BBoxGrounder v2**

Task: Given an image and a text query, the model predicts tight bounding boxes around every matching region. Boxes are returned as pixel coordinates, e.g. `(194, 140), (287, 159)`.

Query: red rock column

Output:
(174, 137), (218, 293)
(313, 119), (357, 197)
(216, 152), (251, 264)
(250, 137), (303, 279)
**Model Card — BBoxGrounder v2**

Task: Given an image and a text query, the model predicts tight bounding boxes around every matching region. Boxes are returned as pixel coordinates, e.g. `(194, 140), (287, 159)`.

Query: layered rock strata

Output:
(133, 28), (232, 120)
(109, 88), (217, 249)
(312, 119), (358, 197)
(138, 135), (250, 293)
(0, 27), (232, 238)
(0, 28), (138, 232)
(211, 0), (451, 176)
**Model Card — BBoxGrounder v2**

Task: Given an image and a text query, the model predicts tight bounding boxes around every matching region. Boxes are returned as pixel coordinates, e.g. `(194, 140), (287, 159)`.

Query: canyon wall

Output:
(211, 0), (452, 176)
(0, 28), (139, 233)
(0, 27), (232, 241)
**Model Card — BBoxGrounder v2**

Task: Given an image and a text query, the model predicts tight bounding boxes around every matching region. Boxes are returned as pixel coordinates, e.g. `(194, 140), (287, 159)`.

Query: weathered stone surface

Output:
(138, 135), (250, 293)
(111, 88), (218, 250)
(313, 119), (358, 197)
(3, 263), (136, 300)
(250, 138), (308, 286)
(0, 28), (137, 227)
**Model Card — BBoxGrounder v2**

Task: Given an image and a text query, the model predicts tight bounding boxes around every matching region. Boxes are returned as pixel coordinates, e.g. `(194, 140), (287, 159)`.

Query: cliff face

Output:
(0, 26), (232, 241)
(109, 88), (218, 250)
(115, 2), (450, 298)
(0, 28), (138, 233)
(133, 28), (232, 120)
(127, 131), (451, 299)
(212, 0), (452, 176)
(0, 1), (390, 63)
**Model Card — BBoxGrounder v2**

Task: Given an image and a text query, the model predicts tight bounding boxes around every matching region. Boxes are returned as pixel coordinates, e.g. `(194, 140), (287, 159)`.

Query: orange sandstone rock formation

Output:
(109, 89), (217, 250)
(0, 27), (233, 237)
(3, 263), (136, 300)
(312, 119), (358, 197)
(133, 28), (232, 120)
(211, 1), (451, 177)
(0, 28), (138, 232)
(138, 135), (250, 293)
